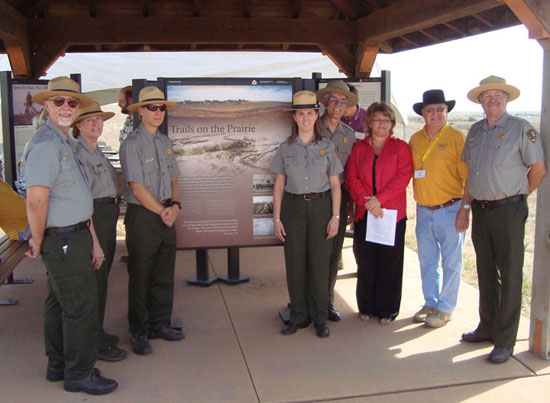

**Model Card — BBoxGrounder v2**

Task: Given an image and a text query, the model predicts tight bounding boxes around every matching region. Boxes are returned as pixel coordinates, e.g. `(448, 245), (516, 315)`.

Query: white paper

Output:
(366, 209), (397, 246)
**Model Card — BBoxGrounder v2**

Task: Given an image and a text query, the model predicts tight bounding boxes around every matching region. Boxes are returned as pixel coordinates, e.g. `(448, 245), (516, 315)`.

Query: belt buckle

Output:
(480, 201), (490, 209)
(303, 194), (311, 201)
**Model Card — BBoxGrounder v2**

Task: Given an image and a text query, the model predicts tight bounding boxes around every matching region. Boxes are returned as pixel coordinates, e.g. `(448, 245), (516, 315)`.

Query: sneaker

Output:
(98, 345), (128, 362)
(413, 306), (435, 323)
(131, 333), (153, 355)
(425, 310), (452, 328)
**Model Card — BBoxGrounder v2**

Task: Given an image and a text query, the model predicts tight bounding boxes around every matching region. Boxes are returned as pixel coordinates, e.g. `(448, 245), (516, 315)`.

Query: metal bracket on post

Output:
(218, 247), (249, 285)
(4, 272), (32, 285)
(187, 248), (218, 287)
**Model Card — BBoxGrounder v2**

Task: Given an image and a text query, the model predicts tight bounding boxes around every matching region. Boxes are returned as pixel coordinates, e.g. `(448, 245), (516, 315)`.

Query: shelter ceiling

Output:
(0, 0), (520, 78)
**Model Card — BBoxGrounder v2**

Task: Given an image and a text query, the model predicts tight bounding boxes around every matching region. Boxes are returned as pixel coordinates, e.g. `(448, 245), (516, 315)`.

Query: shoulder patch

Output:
(526, 129), (537, 143)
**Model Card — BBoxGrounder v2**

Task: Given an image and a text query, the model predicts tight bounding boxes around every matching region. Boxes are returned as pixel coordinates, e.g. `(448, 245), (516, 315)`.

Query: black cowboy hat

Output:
(412, 89), (455, 116)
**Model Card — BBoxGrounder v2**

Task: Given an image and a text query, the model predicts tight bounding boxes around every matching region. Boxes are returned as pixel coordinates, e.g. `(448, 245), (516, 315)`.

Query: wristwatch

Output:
(462, 203), (471, 210)
(171, 200), (182, 210)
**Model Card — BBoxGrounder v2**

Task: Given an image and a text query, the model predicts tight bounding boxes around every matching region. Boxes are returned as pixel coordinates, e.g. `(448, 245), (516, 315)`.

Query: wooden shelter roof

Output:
(0, 0), (522, 79)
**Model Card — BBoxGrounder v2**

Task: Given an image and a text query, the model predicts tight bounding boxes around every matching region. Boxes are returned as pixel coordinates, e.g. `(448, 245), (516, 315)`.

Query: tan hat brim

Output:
(467, 84), (520, 104)
(72, 111), (115, 126)
(315, 87), (358, 108)
(127, 100), (177, 113)
(32, 91), (95, 107)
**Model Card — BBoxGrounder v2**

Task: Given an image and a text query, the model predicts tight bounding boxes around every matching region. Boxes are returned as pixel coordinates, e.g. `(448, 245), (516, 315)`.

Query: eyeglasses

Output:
(479, 92), (507, 102)
(327, 96), (349, 105)
(82, 116), (104, 124)
(145, 104), (167, 112)
(49, 97), (80, 108)
(423, 107), (447, 114)
(371, 118), (392, 124)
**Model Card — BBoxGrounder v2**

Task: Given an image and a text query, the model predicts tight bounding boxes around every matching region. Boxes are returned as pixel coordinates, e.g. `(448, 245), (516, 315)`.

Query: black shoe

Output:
(461, 330), (493, 343)
(281, 321), (309, 335)
(46, 366), (64, 382)
(98, 345), (128, 362)
(328, 306), (341, 322)
(131, 333), (153, 355)
(64, 372), (118, 395)
(106, 333), (119, 347)
(488, 347), (513, 364)
(315, 323), (330, 338)
(148, 327), (185, 341)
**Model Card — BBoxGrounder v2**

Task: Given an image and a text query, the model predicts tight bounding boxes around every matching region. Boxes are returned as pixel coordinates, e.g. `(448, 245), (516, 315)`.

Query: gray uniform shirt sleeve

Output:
(24, 139), (60, 188)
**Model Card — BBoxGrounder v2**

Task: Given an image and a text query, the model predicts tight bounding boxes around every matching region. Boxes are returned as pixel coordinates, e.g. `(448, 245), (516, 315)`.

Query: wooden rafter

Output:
(419, 29), (438, 42)
(290, 0), (303, 18)
(504, 0), (550, 40)
(243, 0), (253, 18)
(443, 22), (466, 37)
(398, 35), (419, 47)
(328, 0), (366, 20)
(31, 41), (68, 78)
(356, 0), (502, 41)
(472, 13), (494, 28)
(0, 0), (28, 40)
(24, 0), (50, 17)
(321, 44), (355, 77)
(193, 0), (202, 17)
(356, 44), (379, 76)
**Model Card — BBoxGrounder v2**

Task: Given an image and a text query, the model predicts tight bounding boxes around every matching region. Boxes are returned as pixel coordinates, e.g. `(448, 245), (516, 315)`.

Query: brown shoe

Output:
(424, 310), (452, 328)
(98, 345), (128, 362)
(413, 306), (435, 323)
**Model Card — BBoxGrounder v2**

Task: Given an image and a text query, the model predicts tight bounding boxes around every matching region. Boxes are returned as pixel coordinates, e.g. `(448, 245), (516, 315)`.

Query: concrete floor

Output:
(1, 238), (550, 402)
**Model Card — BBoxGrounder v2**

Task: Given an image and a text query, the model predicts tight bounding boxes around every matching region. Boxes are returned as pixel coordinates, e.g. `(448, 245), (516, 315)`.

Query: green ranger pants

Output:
(42, 228), (98, 381)
(471, 198), (527, 348)
(92, 201), (119, 349)
(281, 193), (333, 325)
(125, 203), (177, 335)
(328, 187), (350, 306)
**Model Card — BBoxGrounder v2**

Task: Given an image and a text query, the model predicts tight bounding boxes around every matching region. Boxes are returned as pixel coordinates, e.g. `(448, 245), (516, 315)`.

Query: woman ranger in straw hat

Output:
(72, 102), (128, 363)
(270, 90), (343, 338)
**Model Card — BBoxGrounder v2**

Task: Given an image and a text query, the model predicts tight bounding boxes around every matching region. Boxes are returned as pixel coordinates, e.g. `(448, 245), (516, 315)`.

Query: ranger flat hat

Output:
(32, 76), (94, 107)
(72, 101), (115, 126)
(413, 89), (456, 116)
(287, 91), (319, 110)
(127, 86), (177, 113)
(315, 80), (358, 108)
(467, 75), (520, 104)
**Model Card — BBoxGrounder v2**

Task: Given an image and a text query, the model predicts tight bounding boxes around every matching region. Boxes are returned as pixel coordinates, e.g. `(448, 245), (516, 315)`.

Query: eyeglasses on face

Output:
(145, 104), (167, 112)
(423, 106), (447, 114)
(371, 118), (392, 124)
(82, 116), (104, 124)
(49, 97), (80, 108)
(327, 96), (349, 105)
(479, 92), (507, 102)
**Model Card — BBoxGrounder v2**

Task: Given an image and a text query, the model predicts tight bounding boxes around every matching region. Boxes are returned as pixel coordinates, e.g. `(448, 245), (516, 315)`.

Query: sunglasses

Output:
(49, 97), (80, 108)
(327, 96), (349, 105)
(145, 104), (167, 112)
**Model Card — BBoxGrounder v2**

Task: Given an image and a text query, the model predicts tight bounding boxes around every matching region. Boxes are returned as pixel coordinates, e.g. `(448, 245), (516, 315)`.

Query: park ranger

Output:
(316, 80), (357, 322)
(24, 77), (118, 395)
(120, 86), (183, 356)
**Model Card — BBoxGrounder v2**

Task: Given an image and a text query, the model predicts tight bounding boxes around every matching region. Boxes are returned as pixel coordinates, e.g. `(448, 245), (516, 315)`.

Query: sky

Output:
(0, 24), (544, 116)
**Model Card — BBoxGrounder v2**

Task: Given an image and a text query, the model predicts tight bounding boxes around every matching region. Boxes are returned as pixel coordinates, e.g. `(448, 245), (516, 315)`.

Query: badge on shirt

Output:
(167, 148), (172, 155)
(320, 149), (326, 156)
(414, 169), (426, 179)
(145, 157), (154, 163)
(96, 163), (103, 168)
(343, 136), (349, 144)
(63, 155), (71, 160)
(526, 129), (537, 143)
(499, 132), (506, 140)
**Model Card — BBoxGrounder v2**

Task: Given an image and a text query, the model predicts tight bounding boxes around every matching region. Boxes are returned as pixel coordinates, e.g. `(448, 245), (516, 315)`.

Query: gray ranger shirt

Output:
(23, 119), (93, 227)
(320, 118), (355, 184)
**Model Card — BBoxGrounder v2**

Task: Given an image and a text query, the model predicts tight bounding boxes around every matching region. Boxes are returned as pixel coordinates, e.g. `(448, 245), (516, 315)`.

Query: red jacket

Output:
(345, 135), (412, 222)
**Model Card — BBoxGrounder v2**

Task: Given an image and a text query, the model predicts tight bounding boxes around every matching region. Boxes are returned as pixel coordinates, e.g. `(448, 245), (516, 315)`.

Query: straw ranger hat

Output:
(315, 80), (358, 108)
(72, 101), (115, 126)
(467, 75), (520, 104)
(127, 86), (177, 113)
(32, 76), (94, 107)
(413, 89), (455, 116)
(287, 91), (319, 110)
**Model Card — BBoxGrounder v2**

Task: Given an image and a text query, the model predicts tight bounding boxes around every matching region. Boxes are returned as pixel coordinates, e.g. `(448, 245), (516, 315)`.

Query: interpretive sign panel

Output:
(165, 78), (293, 248)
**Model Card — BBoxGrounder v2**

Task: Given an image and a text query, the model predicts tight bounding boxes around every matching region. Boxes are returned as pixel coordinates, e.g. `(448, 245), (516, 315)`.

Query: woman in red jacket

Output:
(346, 102), (413, 324)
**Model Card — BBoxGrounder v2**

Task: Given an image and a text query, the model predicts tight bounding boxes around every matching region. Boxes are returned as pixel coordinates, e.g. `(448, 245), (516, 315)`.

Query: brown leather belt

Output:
(45, 220), (90, 236)
(94, 197), (121, 205)
(423, 198), (462, 211)
(285, 190), (330, 201)
(475, 195), (525, 209)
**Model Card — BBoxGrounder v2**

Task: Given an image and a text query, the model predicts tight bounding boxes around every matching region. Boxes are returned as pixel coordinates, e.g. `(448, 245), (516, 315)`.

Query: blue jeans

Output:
(415, 200), (464, 313)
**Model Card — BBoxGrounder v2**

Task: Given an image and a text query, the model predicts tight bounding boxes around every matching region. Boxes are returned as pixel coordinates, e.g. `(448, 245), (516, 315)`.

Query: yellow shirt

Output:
(409, 124), (468, 206)
(0, 180), (28, 240)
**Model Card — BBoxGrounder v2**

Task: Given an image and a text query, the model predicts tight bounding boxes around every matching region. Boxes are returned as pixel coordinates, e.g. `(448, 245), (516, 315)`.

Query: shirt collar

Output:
(45, 119), (71, 143)
(484, 112), (509, 130)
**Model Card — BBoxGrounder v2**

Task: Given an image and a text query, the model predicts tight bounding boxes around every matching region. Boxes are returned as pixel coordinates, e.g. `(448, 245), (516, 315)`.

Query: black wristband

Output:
(170, 201), (182, 210)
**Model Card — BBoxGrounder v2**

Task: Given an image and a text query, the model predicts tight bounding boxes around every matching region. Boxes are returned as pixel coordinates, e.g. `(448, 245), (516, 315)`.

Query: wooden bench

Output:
(0, 235), (31, 305)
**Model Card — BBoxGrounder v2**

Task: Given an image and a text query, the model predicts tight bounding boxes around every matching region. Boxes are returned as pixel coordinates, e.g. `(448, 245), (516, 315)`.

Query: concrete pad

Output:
(0, 241), (257, 403)
(214, 239), (533, 402)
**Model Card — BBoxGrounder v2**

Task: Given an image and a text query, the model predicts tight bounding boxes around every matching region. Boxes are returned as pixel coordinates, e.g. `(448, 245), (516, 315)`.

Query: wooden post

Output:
(530, 42), (550, 360)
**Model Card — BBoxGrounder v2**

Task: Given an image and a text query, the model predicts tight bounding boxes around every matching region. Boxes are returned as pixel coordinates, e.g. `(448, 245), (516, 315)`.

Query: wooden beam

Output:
(291, 0), (303, 18)
(443, 22), (467, 37)
(0, 0), (28, 40)
(29, 16), (354, 46)
(398, 35), (419, 47)
(328, 0), (367, 20)
(356, 0), (501, 41)
(242, 0), (253, 18)
(504, 0), (550, 40)
(193, 0), (202, 17)
(31, 41), (68, 78)
(25, 0), (51, 17)
(321, 44), (355, 77)
(419, 29), (439, 42)
(472, 13), (495, 28)
(357, 44), (379, 76)
(5, 42), (30, 77)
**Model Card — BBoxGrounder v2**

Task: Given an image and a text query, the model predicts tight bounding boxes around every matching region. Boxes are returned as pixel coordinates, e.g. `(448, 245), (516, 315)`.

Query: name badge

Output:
(414, 169), (426, 179)
(145, 158), (154, 163)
